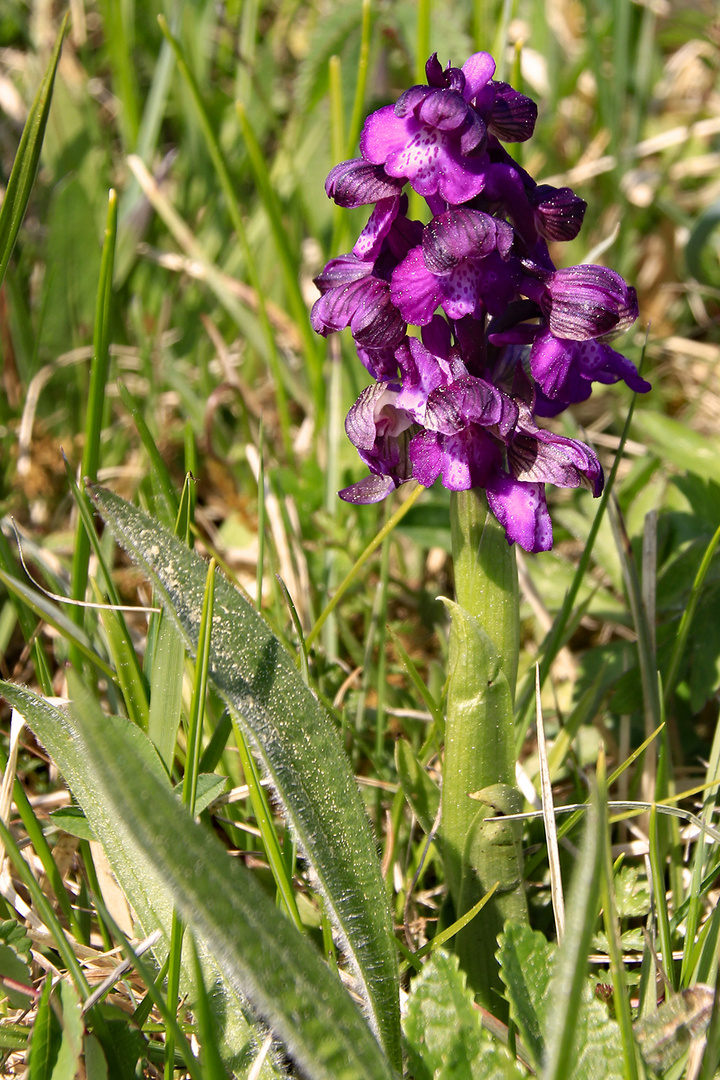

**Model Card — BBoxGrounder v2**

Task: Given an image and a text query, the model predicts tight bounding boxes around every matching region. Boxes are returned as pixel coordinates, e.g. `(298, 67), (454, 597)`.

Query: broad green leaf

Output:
(92, 1007), (147, 1080)
(50, 807), (96, 842)
(49, 773), (225, 841)
(497, 921), (554, 1069)
(403, 949), (525, 1080)
(52, 981), (84, 1080)
(0, 18), (66, 287)
(0, 684), (254, 1067)
(27, 977), (61, 1080)
(90, 484), (402, 1070)
(61, 677), (396, 1080)
(83, 1035), (108, 1080)
(190, 773), (227, 815)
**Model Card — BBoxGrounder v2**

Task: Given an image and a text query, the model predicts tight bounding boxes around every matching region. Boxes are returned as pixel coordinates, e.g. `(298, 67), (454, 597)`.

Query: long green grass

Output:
(0, 0), (719, 1076)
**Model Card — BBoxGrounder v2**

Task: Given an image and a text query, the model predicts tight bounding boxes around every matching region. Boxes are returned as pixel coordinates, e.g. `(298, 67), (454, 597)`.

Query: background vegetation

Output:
(0, 0), (719, 1075)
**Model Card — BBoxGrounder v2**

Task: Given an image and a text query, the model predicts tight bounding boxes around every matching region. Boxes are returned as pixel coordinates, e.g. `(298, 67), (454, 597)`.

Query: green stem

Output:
(442, 488), (527, 1008)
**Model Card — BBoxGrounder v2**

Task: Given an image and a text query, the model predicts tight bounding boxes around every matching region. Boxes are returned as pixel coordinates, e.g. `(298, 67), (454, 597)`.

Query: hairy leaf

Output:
(90, 484), (401, 1068)
(65, 678), (395, 1080)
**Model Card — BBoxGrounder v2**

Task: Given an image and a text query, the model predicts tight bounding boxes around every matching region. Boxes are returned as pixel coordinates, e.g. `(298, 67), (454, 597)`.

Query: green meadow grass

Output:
(0, 0), (719, 1076)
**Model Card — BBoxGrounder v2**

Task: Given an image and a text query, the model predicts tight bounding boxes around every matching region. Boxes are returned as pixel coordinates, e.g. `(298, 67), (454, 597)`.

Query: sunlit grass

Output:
(0, 0), (719, 1076)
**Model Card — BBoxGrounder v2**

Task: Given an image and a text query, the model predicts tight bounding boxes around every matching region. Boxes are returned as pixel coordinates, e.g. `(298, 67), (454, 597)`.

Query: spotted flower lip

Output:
(360, 99), (490, 205)
(389, 208), (518, 327)
(391, 242), (521, 324)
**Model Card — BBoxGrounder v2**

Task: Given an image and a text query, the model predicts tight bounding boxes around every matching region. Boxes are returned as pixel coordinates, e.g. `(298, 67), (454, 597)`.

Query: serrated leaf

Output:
(404, 950), (525, 1080)
(614, 866), (651, 920)
(90, 484), (401, 1069)
(0, 919), (32, 961)
(497, 921), (554, 1069)
(61, 676), (395, 1080)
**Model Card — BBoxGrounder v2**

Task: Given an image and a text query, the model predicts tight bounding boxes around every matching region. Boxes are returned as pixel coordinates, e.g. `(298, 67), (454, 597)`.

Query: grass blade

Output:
(235, 102), (324, 409)
(541, 783), (602, 1080)
(70, 190), (118, 665)
(0, 16), (67, 288)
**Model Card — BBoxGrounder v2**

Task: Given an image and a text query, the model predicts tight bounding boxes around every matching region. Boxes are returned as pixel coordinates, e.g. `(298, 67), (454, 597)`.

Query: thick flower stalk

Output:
(312, 52), (648, 1006)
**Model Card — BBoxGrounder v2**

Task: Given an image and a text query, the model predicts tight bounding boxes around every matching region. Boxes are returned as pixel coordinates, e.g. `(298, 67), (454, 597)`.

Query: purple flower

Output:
(359, 54), (497, 205)
(486, 474), (552, 552)
(529, 331), (651, 414)
(537, 264), (639, 341)
(529, 185), (587, 242)
(311, 49), (649, 553)
(311, 208), (422, 348)
(311, 253), (406, 348)
(339, 382), (416, 503)
(390, 209), (519, 323)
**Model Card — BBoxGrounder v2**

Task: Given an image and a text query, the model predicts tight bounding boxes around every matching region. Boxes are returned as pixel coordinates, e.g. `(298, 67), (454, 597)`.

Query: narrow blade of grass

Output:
(541, 784), (602, 1080)
(0, 16), (67, 287)
(70, 190), (118, 665)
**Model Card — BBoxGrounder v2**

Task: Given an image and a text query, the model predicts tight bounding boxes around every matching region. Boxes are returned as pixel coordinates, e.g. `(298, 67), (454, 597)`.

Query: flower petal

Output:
(339, 474), (399, 503)
(461, 52), (496, 99)
(530, 184), (587, 242)
(353, 196), (401, 260)
(488, 83), (538, 142)
(417, 88), (469, 131)
(422, 209), (514, 273)
(391, 246), (443, 325)
(325, 159), (404, 207)
(486, 473), (553, 552)
(508, 428), (603, 495)
(544, 265), (638, 341)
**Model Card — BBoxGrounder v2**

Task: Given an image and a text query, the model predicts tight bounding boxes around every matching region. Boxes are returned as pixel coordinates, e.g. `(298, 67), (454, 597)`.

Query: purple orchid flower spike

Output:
(312, 49), (649, 552)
